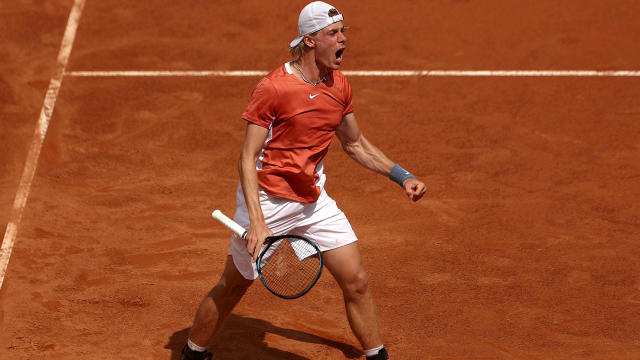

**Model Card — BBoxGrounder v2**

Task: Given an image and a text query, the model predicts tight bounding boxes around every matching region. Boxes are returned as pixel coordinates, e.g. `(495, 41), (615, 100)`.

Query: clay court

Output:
(1, 0), (640, 359)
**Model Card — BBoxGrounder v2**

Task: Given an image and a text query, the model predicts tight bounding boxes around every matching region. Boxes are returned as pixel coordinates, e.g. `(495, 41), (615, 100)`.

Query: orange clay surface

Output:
(1, 1), (640, 359)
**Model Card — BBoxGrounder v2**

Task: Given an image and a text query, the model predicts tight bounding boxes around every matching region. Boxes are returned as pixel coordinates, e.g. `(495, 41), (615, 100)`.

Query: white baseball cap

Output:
(289, 1), (344, 48)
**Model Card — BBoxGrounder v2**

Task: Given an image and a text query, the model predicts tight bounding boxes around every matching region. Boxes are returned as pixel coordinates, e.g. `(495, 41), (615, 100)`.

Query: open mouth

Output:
(335, 48), (344, 59)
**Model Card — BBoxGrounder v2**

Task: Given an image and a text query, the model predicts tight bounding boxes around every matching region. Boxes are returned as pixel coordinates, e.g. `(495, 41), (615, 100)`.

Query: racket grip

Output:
(211, 209), (247, 238)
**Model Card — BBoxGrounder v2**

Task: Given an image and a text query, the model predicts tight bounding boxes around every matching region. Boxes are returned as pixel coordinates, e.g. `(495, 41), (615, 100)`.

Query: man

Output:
(182, 2), (426, 359)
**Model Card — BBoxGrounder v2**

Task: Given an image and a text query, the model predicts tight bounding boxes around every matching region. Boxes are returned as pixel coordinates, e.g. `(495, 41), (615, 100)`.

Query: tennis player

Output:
(182, 2), (426, 359)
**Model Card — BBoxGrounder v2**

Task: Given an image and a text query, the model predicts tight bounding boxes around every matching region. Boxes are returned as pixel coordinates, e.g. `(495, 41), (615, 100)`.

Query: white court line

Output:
(0, 0), (86, 290)
(65, 70), (640, 77)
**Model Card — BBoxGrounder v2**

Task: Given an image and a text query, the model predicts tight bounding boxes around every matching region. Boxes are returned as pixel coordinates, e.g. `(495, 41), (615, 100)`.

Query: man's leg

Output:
(322, 242), (384, 352)
(187, 255), (253, 349)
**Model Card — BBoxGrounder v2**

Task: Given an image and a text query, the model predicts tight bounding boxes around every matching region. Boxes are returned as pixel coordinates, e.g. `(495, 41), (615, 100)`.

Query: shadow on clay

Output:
(165, 314), (361, 359)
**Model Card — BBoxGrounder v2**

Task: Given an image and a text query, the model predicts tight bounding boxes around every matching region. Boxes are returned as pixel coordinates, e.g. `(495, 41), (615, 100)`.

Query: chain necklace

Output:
(292, 61), (326, 86)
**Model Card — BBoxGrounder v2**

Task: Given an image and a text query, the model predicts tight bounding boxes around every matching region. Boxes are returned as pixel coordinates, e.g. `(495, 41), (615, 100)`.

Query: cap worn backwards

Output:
(289, 1), (344, 48)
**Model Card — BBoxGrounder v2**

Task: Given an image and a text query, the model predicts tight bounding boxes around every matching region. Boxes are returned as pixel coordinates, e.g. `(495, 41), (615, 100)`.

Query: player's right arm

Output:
(238, 122), (274, 261)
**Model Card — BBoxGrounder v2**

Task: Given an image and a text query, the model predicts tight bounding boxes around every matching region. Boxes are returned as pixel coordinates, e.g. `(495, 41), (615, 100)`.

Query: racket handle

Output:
(212, 209), (247, 238)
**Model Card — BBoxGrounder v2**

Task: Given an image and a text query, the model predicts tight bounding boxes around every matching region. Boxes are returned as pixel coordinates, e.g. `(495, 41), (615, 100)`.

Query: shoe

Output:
(181, 344), (212, 360)
(366, 347), (389, 360)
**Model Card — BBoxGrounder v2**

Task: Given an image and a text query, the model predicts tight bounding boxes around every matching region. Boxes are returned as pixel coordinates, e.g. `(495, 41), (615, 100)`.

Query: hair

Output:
(289, 30), (319, 60)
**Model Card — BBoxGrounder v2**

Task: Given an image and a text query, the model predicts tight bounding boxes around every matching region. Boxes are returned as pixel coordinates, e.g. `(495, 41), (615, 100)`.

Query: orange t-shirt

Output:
(241, 62), (354, 203)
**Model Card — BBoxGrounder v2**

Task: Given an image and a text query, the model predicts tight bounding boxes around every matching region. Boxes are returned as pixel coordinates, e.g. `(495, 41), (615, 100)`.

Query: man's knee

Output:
(214, 277), (251, 298)
(341, 268), (370, 299)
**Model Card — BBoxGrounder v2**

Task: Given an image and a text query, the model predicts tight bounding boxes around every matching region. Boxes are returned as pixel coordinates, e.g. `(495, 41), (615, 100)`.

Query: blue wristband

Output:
(389, 164), (415, 186)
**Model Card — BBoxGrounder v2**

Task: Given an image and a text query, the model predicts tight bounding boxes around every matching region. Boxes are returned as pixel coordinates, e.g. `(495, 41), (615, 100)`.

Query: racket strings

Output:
(259, 237), (321, 298)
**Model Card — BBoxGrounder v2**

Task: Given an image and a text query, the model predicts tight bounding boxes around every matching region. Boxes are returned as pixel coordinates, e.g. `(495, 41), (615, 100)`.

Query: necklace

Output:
(292, 61), (326, 86)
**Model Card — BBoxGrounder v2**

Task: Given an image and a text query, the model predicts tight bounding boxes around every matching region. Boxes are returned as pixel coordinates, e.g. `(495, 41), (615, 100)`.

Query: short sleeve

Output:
(241, 77), (278, 128)
(342, 76), (354, 115)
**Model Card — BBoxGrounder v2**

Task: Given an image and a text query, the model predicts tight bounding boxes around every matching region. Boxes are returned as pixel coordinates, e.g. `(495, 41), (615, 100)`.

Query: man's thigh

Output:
(322, 241), (367, 287)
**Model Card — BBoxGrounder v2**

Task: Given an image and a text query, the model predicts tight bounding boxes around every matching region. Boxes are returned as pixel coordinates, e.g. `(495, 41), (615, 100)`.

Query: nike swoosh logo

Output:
(309, 93), (319, 99)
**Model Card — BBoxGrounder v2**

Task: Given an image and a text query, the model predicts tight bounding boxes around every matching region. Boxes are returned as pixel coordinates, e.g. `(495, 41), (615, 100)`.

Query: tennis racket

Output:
(211, 209), (323, 299)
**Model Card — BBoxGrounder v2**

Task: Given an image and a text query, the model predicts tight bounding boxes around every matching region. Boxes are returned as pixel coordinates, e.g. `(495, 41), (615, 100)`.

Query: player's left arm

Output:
(336, 112), (426, 201)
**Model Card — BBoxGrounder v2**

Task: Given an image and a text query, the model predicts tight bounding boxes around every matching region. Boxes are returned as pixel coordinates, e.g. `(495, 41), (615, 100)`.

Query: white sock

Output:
(364, 345), (384, 357)
(187, 338), (207, 353)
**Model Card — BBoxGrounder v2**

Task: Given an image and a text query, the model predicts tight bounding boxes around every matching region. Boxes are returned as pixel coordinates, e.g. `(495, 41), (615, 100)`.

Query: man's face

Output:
(312, 21), (347, 70)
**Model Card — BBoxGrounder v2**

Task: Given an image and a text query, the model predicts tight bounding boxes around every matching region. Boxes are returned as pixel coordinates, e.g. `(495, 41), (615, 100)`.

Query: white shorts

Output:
(228, 185), (358, 280)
